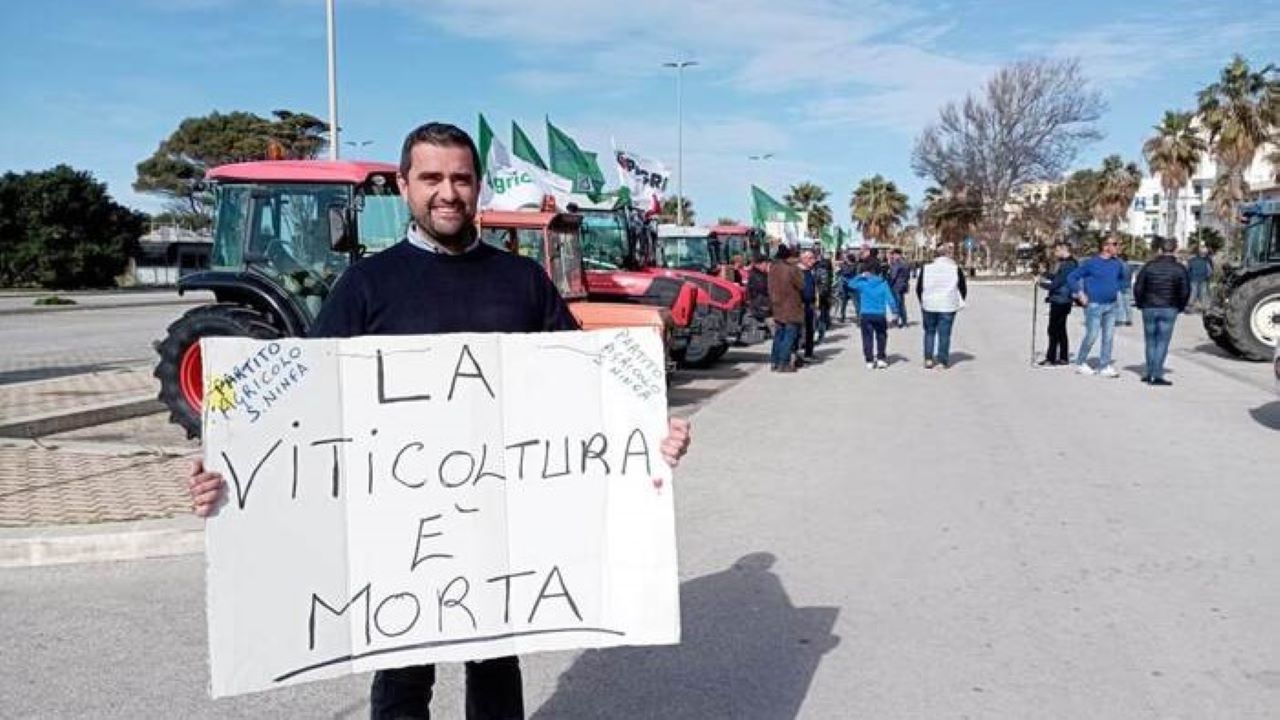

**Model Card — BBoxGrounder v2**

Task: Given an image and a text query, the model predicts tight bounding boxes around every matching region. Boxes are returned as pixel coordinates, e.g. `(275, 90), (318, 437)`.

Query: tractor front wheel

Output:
(154, 304), (281, 438)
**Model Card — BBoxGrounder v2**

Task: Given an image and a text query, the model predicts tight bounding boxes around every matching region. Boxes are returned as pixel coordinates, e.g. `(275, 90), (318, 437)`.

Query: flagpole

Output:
(663, 59), (698, 226)
(325, 0), (339, 160)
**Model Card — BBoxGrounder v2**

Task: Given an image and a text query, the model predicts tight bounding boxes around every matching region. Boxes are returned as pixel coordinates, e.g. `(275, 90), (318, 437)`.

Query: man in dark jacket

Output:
(887, 249), (911, 328)
(1186, 246), (1213, 313)
(1038, 242), (1078, 366)
(768, 245), (805, 372)
(800, 249), (817, 362)
(837, 252), (857, 322)
(1134, 238), (1191, 385)
(746, 254), (772, 339)
(813, 250), (834, 343)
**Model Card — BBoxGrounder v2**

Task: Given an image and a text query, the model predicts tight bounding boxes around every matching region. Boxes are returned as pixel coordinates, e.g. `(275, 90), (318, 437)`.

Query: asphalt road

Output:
(0, 298), (206, 384)
(3, 284), (1279, 719)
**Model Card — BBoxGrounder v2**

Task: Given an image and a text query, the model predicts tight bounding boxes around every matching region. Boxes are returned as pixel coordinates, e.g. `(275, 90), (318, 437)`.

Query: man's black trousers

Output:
(370, 658), (523, 720)
(1046, 303), (1072, 363)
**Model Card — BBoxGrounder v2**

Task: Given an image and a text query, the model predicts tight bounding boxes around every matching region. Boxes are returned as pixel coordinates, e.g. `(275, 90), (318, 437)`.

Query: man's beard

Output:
(415, 204), (477, 253)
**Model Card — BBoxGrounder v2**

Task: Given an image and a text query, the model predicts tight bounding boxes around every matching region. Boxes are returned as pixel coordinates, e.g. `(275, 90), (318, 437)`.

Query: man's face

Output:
(1199, 247), (1208, 256)
(860, 247), (871, 259)
(800, 251), (816, 268)
(1101, 239), (1118, 257)
(1055, 245), (1069, 259)
(396, 143), (479, 240)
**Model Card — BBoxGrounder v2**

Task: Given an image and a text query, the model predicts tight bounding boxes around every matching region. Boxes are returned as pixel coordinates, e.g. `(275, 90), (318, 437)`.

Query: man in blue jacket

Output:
(847, 270), (900, 369)
(1068, 235), (1127, 377)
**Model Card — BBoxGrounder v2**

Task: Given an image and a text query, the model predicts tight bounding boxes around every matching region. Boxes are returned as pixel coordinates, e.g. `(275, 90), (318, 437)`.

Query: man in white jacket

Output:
(916, 244), (969, 369)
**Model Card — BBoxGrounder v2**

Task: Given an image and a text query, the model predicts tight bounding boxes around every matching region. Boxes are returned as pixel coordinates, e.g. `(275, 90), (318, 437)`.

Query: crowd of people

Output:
(1038, 234), (1195, 386)
(750, 242), (969, 372)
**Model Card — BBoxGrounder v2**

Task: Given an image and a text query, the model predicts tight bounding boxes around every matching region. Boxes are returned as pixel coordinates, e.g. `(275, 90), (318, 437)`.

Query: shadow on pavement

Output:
(1190, 342), (1239, 360)
(0, 361), (145, 386)
(947, 351), (976, 365)
(1249, 402), (1280, 431)
(1121, 364), (1178, 380)
(532, 552), (840, 720)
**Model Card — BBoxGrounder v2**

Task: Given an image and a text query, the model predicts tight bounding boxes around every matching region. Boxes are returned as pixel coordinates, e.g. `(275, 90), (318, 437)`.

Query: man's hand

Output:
(187, 458), (226, 518)
(660, 417), (692, 469)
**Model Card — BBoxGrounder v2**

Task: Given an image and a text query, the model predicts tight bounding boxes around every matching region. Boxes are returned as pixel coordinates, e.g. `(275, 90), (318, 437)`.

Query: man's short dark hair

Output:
(1161, 237), (1178, 253)
(399, 122), (482, 180)
(890, 248), (902, 256)
(775, 244), (792, 260)
(751, 253), (768, 264)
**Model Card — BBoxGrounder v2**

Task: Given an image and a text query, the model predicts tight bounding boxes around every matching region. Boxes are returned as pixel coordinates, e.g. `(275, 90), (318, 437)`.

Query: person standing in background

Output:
(1038, 242), (1078, 366)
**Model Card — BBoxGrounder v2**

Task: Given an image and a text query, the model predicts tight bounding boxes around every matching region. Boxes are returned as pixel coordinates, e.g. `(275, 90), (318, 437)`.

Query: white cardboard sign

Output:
(200, 329), (679, 698)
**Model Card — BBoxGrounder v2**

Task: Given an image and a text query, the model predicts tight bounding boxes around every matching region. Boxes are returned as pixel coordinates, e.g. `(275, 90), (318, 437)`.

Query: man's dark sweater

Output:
(311, 239), (579, 338)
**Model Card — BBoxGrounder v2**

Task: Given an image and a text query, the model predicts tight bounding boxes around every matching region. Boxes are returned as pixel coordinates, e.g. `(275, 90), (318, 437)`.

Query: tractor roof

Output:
(657, 224), (713, 238)
(479, 210), (580, 229)
(206, 160), (398, 184)
(1241, 200), (1280, 217)
(710, 224), (756, 236)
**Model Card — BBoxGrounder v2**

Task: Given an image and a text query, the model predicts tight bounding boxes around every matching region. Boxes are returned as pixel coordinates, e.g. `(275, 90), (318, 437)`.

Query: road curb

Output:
(0, 299), (203, 316)
(0, 396), (164, 439)
(0, 515), (204, 568)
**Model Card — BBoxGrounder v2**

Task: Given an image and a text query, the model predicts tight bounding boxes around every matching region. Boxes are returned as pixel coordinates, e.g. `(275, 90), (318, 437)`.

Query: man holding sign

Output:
(188, 122), (691, 719)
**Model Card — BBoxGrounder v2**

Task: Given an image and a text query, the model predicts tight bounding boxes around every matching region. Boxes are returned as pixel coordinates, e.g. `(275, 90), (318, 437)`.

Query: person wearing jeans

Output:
(767, 244), (805, 372)
(921, 310), (957, 367)
(848, 271), (899, 369)
(1068, 235), (1127, 377)
(916, 243), (967, 369)
(1074, 301), (1118, 374)
(1134, 238), (1191, 385)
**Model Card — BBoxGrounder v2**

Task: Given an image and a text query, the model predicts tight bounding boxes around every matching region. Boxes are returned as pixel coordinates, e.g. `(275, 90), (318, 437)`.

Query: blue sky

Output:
(1, 0), (1276, 226)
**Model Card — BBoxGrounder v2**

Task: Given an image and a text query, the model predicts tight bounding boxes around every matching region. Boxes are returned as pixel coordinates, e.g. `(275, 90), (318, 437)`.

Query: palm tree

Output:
(1196, 56), (1280, 239)
(1142, 110), (1206, 240)
(919, 184), (983, 250)
(783, 181), (833, 238)
(660, 196), (695, 226)
(1091, 155), (1143, 233)
(849, 175), (909, 244)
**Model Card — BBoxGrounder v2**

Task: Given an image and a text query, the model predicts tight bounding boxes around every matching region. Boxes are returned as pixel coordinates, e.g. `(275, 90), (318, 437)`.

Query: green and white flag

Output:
(750, 185), (803, 243)
(478, 114), (572, 211)
(614, 147), (670, 211)
(546, 118), (605, 198)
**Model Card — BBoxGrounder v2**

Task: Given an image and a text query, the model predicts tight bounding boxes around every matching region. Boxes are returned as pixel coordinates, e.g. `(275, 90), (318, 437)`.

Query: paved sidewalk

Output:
(0, 365), (158, 425)
(0, 445), (192, 527)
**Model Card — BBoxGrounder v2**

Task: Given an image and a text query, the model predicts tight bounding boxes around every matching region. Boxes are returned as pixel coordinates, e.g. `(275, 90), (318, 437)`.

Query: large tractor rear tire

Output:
(154, 304), (282, 439)
(1223, 274), (1280, 362)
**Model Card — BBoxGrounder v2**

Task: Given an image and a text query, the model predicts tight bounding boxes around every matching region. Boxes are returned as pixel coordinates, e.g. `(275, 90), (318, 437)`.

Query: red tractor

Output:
(573, 205), (726, 367)
(653, 224), (751, 361)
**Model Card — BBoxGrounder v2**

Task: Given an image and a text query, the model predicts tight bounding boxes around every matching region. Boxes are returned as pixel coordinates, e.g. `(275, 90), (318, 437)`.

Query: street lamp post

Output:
(662, 60), (698, 226)
(326, 0), (339, 160)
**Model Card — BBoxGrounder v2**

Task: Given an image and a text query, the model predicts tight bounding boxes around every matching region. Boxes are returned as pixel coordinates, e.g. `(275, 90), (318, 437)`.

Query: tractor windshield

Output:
(1241, 215), (1279, 268)
(548, 225), (586, 298)
(580, 212), (629, 270)
(660, 236), (712, 270)
(357, 183), (410, 254)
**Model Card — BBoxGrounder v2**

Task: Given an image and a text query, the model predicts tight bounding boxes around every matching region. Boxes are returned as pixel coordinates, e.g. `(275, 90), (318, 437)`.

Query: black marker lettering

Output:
(437, 577), (477, 632)
(410, 514), (452, 571)
(310, 437), (353, 498)
(580, 433), (610, 474)
(447, 344), (495, 401)
(486, 570), (537, 624)
(392, 442), (428, 488)
(542, 437), (571, 479)
(621, 428), (652, 476)
(438, 450), (475, 489)
(220, 439), (282, 510)
(374, 593), (421, 638)
(528, 566), (582, 624)
(309, 583), (371, 650)
(506, 439), (538, 480)
(377, 349), (431, 404)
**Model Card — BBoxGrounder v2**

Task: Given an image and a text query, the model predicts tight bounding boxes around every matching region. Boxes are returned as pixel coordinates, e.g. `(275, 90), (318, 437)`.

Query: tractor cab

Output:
(710, 224), (766, 278)
(197, 160), (407, 328)
(655, 224), (723, 275)
(478, 210), (587, 300)
(1238, 201), (1280, 270)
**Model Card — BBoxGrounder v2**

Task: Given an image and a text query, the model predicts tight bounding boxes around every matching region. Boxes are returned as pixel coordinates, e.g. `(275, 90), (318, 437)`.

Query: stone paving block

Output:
(0, 365), (159, 424)
(0, 446), (192, 528)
